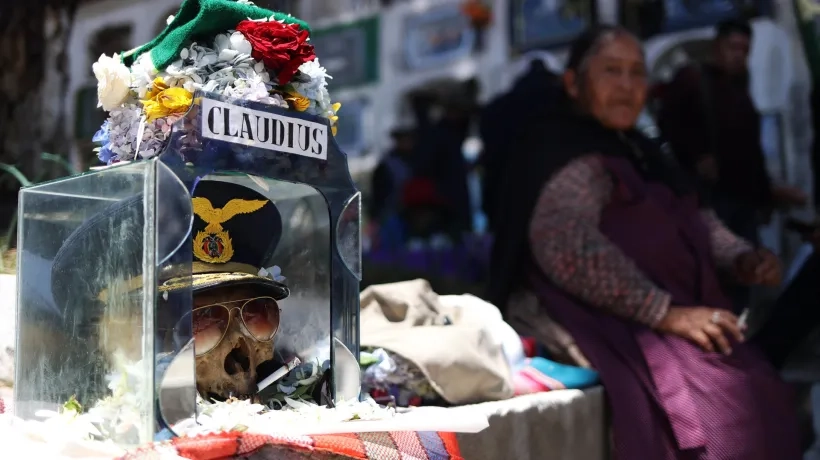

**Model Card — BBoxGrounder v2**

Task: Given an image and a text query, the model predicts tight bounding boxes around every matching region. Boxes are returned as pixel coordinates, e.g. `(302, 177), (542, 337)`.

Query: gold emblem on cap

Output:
(192, 197), (268, 264)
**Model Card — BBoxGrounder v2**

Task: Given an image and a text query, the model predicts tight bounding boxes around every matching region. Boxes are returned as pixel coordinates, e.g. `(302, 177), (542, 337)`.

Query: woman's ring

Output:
(711, 311), (721, 324)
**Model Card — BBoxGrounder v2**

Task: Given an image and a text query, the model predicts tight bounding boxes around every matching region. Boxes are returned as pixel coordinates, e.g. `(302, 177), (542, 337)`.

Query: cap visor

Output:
(159, 272), (289, 300)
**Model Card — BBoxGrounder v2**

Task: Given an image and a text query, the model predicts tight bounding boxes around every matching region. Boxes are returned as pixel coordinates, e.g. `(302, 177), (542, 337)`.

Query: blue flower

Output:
(93, 121), (116, 164)
(92, 120), (110, 144)
(97, 145), (115, 164)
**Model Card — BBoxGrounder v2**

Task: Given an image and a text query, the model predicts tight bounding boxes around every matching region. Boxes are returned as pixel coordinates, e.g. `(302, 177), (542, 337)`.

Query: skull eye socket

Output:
(241, 297), (280, 342)
(192, 305), (231, 356)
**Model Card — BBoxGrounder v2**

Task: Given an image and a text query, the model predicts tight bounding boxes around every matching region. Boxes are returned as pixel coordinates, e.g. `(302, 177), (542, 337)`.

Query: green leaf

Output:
(41, 152), (78, 175)
(63, 395), (83, 413)
(0, 163), (32, 187)
(359, 352), (379, 367)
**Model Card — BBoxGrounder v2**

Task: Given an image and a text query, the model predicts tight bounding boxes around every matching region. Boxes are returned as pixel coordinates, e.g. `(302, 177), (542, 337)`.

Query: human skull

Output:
(194, 288), (274, 400)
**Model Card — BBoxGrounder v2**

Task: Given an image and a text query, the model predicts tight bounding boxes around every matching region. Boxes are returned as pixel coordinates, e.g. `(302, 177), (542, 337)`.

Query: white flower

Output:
(93, 54), (132, 111)
(297, 60), (331, 86)
(176, 395), (395, 438)
(223, 75), (287, 108)
(258, 265), (286, 282)
(292, 60), (333, 114)
(163, 62), (204, 93)
(131, 52), (159, 99)
(230, 32), (253, 55)
(215, 32), (253, 61)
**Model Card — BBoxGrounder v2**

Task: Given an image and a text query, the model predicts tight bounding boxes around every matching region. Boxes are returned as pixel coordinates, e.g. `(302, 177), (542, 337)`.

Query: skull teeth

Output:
(207, 392), (256, 402)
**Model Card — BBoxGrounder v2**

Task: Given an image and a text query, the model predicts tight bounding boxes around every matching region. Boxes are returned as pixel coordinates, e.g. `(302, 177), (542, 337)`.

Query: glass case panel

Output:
(338, 193), (362, 280)
(203, 173), (333, 406)
(155, 161), (196, 432)
(15, 161), (155, 446)
(160, 90), (362, 402)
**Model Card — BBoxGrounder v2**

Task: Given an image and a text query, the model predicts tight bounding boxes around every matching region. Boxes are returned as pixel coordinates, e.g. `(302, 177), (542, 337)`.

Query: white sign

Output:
(201, 98), (328, 160)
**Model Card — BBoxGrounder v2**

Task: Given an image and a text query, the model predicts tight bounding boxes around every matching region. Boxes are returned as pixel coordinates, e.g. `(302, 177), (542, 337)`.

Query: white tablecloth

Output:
(454, 387), (607, 460)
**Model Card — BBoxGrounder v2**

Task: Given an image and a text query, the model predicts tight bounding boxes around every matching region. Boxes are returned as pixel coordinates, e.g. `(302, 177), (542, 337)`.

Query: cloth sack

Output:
(360, 279), (514, 405)
(438, 294), (525, 370)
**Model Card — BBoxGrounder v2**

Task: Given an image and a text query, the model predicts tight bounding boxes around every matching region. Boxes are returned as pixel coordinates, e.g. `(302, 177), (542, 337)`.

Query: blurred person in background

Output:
(489, 25), (816, 459)
(479, 59), (560, 233)
(656, 19), (807, 309)
(371, 119), (417, 250)
(401, 177), (456, 249)
(414, 90), (474, 237)
(372, 121), (417, 217)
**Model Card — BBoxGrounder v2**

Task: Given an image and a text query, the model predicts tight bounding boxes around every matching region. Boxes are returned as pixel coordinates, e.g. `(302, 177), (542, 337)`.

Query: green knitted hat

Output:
(122, 0), (311, 72)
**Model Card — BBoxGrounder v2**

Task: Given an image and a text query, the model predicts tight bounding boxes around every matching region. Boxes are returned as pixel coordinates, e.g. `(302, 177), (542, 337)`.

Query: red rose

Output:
(236, 20), (315, 85)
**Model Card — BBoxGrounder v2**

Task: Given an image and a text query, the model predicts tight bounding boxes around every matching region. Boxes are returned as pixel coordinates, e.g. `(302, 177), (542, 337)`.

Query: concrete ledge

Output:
(454, 387), (607, 460)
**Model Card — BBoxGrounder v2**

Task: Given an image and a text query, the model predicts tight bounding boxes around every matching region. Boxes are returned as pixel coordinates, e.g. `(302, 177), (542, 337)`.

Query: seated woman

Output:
(489, 26), (808, 459)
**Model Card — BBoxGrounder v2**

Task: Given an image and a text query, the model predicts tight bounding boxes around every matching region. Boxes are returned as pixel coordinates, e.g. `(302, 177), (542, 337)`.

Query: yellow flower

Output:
(329, 102), (341, 136)
(142, 86), (193, 122)
(286, 91), (311, 112)
(145, 77), (169, 101)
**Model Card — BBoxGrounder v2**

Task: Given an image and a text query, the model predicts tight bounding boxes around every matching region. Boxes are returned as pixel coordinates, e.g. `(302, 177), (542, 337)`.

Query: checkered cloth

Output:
(123, 431), (463, 460)
(0, 398), (463, 460)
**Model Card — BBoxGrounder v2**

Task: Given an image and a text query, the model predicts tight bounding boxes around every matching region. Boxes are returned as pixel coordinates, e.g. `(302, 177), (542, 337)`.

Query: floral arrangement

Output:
(10, 348), (394, 449)
(91, 1), (340, 166)
(0, 395), (395, 459)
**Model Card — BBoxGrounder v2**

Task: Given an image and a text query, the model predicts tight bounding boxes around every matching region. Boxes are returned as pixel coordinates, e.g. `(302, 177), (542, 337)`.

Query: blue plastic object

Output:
(528, 356), (600, 389)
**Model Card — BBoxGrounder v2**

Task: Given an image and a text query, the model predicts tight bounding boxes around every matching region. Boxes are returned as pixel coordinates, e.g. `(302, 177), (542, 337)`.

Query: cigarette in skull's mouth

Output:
(257, 356), (301, 392)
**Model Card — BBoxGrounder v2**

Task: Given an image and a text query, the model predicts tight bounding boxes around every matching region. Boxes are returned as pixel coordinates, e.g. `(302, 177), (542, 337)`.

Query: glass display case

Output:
(14, 91), (362, 447)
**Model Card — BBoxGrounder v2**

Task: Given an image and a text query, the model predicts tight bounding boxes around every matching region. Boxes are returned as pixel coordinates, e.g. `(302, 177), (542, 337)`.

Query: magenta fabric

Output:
(531, 156), (801, 459)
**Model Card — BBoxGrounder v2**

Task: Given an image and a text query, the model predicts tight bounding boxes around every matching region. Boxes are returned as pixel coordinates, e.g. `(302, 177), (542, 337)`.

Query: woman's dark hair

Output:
(716, 19), (753, 40)
(565, 25), (638, 73)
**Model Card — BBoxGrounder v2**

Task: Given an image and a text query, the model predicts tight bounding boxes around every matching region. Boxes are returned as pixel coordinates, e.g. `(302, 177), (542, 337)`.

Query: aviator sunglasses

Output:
(190, 296), (281, 356)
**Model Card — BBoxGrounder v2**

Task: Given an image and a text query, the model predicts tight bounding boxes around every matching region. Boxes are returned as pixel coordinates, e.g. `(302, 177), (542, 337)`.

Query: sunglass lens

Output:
(241, 297), (280, 341)
(192, 306), (230, 356)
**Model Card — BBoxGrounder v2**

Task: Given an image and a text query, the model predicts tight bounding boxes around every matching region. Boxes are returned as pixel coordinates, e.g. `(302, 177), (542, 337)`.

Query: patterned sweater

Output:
(528, 155), (752, 327)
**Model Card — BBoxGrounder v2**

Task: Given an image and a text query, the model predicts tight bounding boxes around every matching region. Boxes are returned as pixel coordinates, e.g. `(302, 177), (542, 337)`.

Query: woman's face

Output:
(564, 33), (647, 130)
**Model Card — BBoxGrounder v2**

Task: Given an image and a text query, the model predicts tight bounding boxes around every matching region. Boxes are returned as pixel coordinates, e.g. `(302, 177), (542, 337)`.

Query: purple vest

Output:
(598, 157), (731, 310)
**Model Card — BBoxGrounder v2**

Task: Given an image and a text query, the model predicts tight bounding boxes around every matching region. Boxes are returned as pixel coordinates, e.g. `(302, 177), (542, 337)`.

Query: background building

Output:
(9, 0), (811, 263)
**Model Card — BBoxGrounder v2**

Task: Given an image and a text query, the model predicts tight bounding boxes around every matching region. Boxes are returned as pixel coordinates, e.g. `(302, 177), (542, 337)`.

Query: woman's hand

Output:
(735, 248), (782, 287)
(655, 307), (745, 355)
